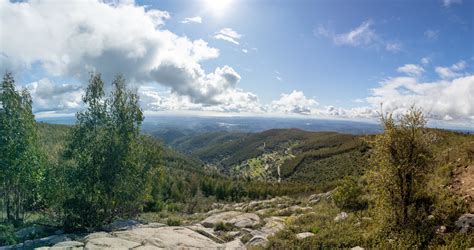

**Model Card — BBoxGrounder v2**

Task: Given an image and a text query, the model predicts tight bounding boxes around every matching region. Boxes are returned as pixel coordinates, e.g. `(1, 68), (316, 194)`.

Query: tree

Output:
(0, 72), (44, 224)
(368, 106), (433, 230)
(63, 73), (160, 229)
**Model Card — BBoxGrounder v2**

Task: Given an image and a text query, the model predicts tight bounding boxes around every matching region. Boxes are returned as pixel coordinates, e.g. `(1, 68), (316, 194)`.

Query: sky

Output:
(0, 0), (473, 128)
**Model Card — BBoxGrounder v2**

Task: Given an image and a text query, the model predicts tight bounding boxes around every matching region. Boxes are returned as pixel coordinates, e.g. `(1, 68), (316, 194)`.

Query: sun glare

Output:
(203, 0), (234, 17)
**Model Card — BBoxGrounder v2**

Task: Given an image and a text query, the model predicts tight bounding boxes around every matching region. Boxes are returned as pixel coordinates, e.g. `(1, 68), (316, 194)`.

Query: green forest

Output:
(1, 72), (473, 249)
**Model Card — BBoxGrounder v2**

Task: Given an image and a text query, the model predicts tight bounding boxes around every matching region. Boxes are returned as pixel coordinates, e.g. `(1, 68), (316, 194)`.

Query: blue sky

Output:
(0, 0), (473, 127)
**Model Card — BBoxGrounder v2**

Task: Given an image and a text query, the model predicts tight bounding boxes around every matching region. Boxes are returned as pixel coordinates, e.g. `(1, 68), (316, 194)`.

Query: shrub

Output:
(0, 224), (17, 246)
(333, 176), (367, 212)
(166, 217), (181, 226)
(214, 222), (236, 232)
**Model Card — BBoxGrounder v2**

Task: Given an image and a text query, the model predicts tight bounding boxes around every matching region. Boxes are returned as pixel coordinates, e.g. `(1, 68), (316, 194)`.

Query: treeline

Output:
(146, 169), (314, 214)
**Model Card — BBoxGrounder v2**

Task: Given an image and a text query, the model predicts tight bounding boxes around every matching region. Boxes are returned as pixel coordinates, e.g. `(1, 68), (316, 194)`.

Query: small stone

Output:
(334, 212), (348, 222)
(436, 225), (447, 234)
(296, 232), (314, 240)
(455, 213), (474, 233)
(245, 235), (269, 247)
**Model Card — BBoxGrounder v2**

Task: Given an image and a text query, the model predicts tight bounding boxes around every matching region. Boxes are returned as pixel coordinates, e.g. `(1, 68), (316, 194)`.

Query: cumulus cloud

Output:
(270, 90), (318, 115)
(316, 20), (401, 52)
(139, 85), (262, 113)
(366, 74), (474, 122)
(26, 79), (83, 113)
(180, 16), (202, 24)
(0, 0), (251, 108)
(397, 64), (425, 77)
(435, 61), (466, 79)
(214, 28), (242, 45)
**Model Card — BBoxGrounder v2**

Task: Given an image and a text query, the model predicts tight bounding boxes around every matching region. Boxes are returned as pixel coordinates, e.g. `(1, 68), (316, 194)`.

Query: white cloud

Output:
(424, 29), (439, 40)
(275, 70), (283, 82)
(180, 16), (202, 24)
(270, 90), (318, 115)
(139, 85), (263, 113)
(214, 28), (242, 45)
(242, 49), (248, 53)
(435, 60), (466, 79)
(397, 64), (425, 77)
(366, 74), (474, 122)
(317, 20), (401, 52)
(442, 0), (462, 7)
(333, 20), (377, 47)
(421, 57), (431, 65)
(385, 42), (402, 52)
(26, 79), (83, 113)
(0, 0), (253, 107)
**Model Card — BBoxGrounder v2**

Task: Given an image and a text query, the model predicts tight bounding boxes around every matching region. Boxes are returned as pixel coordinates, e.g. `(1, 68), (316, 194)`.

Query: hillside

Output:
(2, 121), (472, 249)
(158, 128), (368, 190)
(37, 122), (204, 174)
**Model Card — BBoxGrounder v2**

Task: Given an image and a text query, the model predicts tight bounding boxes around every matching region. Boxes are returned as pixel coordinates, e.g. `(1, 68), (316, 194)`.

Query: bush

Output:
(333, 176), (367, 212)
(0, 224), (17, 246)
(214, 222), (236, 232)
(166, 217), (181, 226)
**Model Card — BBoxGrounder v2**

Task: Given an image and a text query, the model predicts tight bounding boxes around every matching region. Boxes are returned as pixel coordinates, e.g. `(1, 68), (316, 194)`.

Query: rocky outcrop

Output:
(5, 234), (72, 249)
(35, 226), (225, 249)
(245, 235), (269, 248)
(8, 196), (295, 249)
(102, 219), (141, 232)
(251, 217), (285, 238)
(201, 211), (261, 228)
(308, 190), (334, 204)
(85, 237), (142, 249)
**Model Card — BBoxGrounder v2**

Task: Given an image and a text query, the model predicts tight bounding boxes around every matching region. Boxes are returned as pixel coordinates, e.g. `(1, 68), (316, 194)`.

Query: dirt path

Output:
(452, 165), (474, 212)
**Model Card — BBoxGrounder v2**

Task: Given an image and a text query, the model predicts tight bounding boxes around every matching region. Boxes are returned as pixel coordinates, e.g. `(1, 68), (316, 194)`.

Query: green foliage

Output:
(333, 176), (367, 212)
(214, 222), (236, 232)
(62, 73), (161, 229)
(367, 106), (436, 244)
(166, 217), (182, 226)
(0, 72), (45, 224)
(268, 201), (368, 249)
(0, 224), (17, 245)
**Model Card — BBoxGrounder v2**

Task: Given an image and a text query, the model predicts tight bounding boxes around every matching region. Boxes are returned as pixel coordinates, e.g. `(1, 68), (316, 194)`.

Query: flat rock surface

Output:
(201, 211), (261, 228)
(112, 226), (223, 248)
